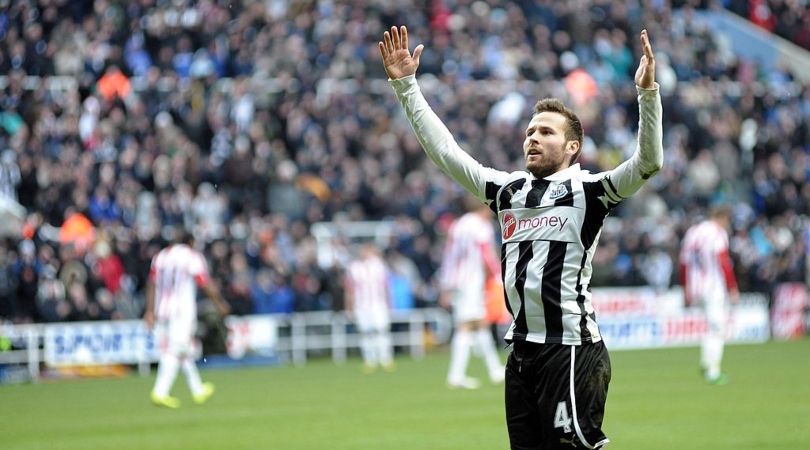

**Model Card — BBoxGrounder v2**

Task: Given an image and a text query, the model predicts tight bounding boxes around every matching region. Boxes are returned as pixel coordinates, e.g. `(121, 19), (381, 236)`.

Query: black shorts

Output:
(505, 340), (611, 449)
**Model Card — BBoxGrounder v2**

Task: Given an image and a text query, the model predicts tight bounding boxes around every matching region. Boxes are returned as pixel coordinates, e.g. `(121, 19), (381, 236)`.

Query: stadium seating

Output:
(0, 0), (806, 328)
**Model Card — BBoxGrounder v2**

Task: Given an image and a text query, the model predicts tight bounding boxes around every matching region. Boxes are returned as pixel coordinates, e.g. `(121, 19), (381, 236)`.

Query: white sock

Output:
(475, 328), (503, 381)
(153, 354), (179, 397)
(447, 329), (473, 384)
(181, 357), (204, 395)
(702, 335), (725, 380)
(377, 332), (393, 366)
(360, 332), (375, 366)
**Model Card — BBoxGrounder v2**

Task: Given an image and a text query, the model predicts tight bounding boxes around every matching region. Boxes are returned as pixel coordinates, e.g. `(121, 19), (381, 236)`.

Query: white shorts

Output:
(700, 290), (728, 336)
(155, 316), (197, 357)
(451, 288), (486, 324)
(354, 307), (390, 333)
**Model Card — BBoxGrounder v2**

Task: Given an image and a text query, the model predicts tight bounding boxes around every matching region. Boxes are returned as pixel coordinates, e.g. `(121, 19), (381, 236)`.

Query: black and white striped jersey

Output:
(390, 75), (663, 345)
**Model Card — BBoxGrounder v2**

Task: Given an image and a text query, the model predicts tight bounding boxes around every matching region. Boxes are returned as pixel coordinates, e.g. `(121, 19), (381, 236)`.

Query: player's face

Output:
(523, 112), (574, 179)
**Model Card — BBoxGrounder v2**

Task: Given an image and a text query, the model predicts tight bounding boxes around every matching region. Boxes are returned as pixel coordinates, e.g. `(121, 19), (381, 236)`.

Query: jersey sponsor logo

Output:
(548, 183), (568, 200)
(502, 213), (517, 239)
(517, 215), (568, 231)
(499, 208), (578, 243)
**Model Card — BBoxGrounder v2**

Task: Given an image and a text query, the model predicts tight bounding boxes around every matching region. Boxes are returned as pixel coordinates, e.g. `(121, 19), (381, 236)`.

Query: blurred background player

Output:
(439, 198), (505, 389)
(344, 243), (394, 373)
(144, 229), (230, 408)
(679, 205), (739, 385)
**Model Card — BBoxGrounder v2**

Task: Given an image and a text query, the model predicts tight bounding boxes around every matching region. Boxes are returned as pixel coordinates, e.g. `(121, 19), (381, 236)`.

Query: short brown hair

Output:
(533, 98), (583, 165)
(709, 204), (732, 220)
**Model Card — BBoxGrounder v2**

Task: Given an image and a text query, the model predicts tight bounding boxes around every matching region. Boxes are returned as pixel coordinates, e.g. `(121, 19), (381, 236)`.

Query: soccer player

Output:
(380, 26), (662, 449)
(679, 205), (739, 385)
(144, 230), (230, 408)
(344, 243), (395, 372)
(439, 198), (505, 389)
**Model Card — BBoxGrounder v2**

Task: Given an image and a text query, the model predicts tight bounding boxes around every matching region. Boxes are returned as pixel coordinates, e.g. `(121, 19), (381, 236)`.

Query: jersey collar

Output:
(536, 163), (581, 182)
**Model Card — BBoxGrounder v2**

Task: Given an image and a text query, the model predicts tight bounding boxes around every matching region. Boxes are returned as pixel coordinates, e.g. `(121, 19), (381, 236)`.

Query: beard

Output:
(525, 150), (567, 179)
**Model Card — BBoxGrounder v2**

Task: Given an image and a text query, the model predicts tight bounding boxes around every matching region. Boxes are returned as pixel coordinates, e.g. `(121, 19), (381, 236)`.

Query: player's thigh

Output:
(505, 348), (544, 449)
(452, 290), (486, 323)
(167, 317), (196, 355)
(564, 342), (611, 449)
(355, 310), (389, 334)
(703, 299), (727, 335)
(154, 321), (171, 354)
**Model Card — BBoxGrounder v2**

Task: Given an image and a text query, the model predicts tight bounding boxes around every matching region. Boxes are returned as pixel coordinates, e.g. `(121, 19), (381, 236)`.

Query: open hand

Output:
(634, 29), (656, 89)
(379, 25), (424, 80)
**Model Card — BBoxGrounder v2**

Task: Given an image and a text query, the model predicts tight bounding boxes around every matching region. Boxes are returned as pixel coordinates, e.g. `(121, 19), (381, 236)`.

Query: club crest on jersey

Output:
(502, 213), (516, 239)
(548, 183), (568, 200)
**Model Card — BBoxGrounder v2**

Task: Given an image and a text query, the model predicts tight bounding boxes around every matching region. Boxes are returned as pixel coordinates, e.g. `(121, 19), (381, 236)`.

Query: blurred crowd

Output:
(726, 0), (810, 50)
(0, 0), (807, 325)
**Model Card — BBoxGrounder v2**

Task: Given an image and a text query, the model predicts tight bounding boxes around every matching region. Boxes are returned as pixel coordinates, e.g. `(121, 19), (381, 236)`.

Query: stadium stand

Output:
(726, 0), (810, 50)
(0, 0), (806, 327)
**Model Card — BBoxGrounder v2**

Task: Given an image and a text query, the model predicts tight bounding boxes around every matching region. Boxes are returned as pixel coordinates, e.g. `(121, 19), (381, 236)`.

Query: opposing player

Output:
(144, 230), (230, 408)
(439, 198), (504, 389)
(344, 243), (395, 372)
(679, 205), (739, 385)
(380, 25), (662, 449)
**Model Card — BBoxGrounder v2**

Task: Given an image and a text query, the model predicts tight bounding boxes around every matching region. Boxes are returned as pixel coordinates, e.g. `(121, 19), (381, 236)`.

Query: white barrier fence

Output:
(0, 308), (453, 382)
(592, 288), (771, 349)
(224, 309), (453, 366)
(0, 287), (777, 383)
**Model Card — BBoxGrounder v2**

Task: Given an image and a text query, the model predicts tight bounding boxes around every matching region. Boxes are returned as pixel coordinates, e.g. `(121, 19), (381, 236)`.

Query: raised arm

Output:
(380, 26), (509, 202)
(379, 25), (424, 80)
(600, 30), (663, 201)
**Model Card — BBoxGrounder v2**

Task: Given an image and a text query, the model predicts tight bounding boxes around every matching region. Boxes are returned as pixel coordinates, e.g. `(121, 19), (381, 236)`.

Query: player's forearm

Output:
(389, 75), (489, 196)
(607, 84), (664, 198)
(204, 284), (229, 314)
(636, 83), (664, 173)
(480, 242), (501, 279)
(718, 249), (738, 292)
(144, 281), (155, 317)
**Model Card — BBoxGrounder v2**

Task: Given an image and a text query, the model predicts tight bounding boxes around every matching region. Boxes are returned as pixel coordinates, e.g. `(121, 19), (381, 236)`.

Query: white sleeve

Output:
(190, 251), (209, 280)
(598, 84), (664, 203)
(389, 75), (511, 203)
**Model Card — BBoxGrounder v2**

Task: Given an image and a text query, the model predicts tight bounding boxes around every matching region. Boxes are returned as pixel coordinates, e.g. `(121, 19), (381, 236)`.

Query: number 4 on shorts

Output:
(554, 401), (573, 433)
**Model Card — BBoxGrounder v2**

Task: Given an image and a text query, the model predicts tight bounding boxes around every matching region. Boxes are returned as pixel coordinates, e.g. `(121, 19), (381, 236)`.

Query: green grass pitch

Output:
(2, 338), (809, 449)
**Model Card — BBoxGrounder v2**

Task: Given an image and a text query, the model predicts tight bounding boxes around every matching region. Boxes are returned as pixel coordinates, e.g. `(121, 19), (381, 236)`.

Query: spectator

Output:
(251, 268), (295, 315)
(0, 149), (21, 202)
(13, 240), (40, 323)
(0, 243), (18, 320)
(0, 0), (804, 329)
